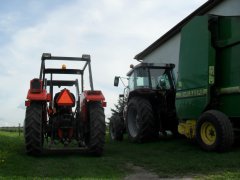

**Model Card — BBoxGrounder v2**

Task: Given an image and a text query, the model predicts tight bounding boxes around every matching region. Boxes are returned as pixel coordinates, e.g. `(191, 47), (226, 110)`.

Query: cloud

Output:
(17, 103), (25, 110)
(0, 0), (207, 126)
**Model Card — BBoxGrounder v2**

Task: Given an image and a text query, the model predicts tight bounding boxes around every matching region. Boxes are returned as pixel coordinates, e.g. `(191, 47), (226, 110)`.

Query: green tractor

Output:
(176, 15), (240, 151)
(111, 63), (178, 142)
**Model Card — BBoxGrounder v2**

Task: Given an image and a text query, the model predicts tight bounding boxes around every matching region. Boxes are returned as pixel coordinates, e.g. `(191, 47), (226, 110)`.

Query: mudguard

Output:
(27, 89), (51, 101)
(26, 78), (51, 102)
(82, 90), (105, 102)
(80, 90), (106, 122)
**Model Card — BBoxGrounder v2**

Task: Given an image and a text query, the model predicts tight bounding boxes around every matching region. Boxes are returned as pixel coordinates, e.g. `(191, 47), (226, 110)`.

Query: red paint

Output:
(81, 103), (87, 122)
(27, 89), (51, 102)
(102, 101), (107, 107)
(58, 128), (63, 139)
(68, 128), (73, 139)
(25, 101), (30, 107)
(83, 90), (105, 101)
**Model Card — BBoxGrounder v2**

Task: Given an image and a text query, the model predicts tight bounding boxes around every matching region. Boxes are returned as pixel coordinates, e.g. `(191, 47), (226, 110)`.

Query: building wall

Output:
(142, 0), (240, 75)
(143, 34), (181, 75)
(208, 0), (240, 15)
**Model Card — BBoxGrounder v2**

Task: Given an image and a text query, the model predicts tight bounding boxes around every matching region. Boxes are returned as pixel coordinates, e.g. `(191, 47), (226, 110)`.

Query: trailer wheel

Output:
(109, 115), (124, 141)
(24, 102), (44, 156)
(126, 97), (158, 142)
(196, 110), (234, 152)
(87, 102), (106, 156)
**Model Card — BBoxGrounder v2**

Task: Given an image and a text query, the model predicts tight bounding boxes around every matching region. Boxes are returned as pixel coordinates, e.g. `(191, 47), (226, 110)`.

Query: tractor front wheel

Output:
(126, 97), (158, 143)
(24, 102), (44, 155)
(87, 102), (106, 156)
(196, 110), (234, 152)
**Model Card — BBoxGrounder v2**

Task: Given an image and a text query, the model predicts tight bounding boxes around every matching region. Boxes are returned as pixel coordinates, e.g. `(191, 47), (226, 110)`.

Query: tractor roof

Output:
(46, 80), (78, 87)
(44, 68), (83, 75)
(40, 53), (94, 92)
(126, 63), (175, 76)
(40, 53), (90, 77)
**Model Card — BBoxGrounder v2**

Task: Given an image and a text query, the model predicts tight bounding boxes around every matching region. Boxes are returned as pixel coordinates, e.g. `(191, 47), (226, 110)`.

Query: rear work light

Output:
(30, 79), (43, 93)
(62, 64), (66, 69)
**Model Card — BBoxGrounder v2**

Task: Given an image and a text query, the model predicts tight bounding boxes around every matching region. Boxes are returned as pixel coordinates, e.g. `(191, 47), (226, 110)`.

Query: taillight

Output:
(25, 101), (30, 107)
(102, 101), (107, 107)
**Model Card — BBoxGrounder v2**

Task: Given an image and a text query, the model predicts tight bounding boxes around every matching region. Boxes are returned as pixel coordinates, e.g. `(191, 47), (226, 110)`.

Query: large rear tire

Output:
(196, 110), (234, 152)
(126, 97), (158, 142)
(24, 102), (44, 156)
(87, 102), (106, 156)
(109, 114), (124, 141)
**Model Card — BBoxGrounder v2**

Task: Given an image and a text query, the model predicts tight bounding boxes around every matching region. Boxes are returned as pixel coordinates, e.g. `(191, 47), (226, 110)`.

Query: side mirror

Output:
(114, 76), (120, 87)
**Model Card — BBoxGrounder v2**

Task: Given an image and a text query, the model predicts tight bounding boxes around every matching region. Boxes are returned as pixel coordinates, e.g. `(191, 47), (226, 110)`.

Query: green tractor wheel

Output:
(196, 110), (234, 152)
(126, 97), (158, 143)
(24, 102), (44, 156)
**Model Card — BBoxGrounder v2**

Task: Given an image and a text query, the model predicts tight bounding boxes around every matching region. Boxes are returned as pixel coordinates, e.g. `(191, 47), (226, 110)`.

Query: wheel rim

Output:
(127, 107), (139, 138)
(200, 122), (216, 145)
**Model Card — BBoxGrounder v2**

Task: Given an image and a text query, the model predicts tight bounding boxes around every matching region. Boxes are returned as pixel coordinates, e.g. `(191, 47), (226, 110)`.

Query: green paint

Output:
(176, 88), (207, 98)
(214, 16), (240, 117)
(176, 15), (215, 119)
(176, 15), (240, 120)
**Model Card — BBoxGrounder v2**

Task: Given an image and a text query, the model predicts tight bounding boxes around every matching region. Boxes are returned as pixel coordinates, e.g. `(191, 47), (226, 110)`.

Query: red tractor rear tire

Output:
(24, 102), (44, 155)
(87, 101), (106, 156)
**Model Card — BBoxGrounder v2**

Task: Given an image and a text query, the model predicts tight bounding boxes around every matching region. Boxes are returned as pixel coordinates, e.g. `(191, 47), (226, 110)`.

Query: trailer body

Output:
(176, 15), (240, 151)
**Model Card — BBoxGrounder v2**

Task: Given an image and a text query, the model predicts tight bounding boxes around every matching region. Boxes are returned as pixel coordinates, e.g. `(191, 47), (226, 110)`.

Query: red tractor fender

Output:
(79, 90), (106, 122)
(83, 90), (105, 101)
(27, 89), (51, 101)
(25, 79), (51, 106)
(81, 90), (106, 107)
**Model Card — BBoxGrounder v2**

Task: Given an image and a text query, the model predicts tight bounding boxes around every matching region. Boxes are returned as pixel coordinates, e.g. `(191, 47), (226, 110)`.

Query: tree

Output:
(108, 95), (126, 123)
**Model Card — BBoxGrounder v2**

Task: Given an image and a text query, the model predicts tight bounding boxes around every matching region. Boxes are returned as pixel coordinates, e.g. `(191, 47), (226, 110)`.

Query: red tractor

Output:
(24, 53), (106, 156)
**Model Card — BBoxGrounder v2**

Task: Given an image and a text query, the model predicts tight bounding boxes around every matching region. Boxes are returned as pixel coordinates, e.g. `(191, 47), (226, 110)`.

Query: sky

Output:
(0, 0), (207, 126)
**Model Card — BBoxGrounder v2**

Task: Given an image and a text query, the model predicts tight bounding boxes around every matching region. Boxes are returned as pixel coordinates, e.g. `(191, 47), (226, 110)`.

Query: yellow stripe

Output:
(176, 88), (207, 98)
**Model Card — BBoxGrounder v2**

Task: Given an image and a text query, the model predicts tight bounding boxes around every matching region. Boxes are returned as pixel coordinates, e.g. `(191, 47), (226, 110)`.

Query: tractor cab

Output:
(114, 63), (176, 101)
(126, 63), (175, 93)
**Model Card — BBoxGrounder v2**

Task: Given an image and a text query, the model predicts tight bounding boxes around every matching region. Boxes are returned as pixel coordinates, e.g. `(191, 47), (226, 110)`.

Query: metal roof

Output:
(134, 0), (223, 61)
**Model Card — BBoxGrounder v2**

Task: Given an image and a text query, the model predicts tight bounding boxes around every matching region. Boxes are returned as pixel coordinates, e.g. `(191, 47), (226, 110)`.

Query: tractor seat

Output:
(54, 89), (75, 113)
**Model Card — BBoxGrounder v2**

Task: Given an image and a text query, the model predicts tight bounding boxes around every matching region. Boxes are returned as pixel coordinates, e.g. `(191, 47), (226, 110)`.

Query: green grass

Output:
(0, 131), (240, 179)
(0, 126), (23, 133)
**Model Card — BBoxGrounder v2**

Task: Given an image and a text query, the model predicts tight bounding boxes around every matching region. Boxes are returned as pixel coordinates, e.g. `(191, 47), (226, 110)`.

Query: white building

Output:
(134, 0), (240, 74)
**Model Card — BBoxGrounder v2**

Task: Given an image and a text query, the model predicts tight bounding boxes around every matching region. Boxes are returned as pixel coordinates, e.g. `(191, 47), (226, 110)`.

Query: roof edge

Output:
(134, 0), (223, 60)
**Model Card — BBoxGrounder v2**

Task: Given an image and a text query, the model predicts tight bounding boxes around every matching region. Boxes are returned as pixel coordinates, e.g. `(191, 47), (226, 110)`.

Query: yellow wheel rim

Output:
(200, 122), (216, 145)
